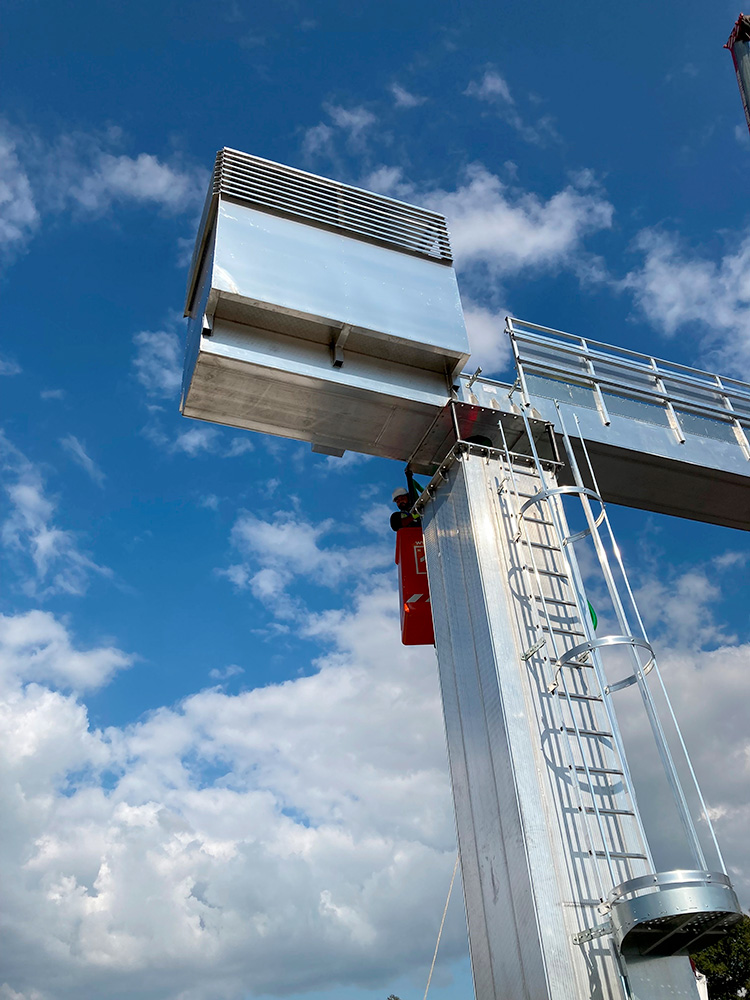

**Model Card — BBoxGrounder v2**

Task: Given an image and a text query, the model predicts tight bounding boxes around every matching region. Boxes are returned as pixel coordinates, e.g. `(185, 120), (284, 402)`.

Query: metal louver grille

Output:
(211, 147), (453, 263)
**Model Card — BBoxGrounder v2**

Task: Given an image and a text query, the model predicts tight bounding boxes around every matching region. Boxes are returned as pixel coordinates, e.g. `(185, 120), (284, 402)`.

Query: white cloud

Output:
(323, 450), (372, 471)
(302, 104), (377, 161)
(425, 165), (613, 275)
(389, 83), (427, 108)
(40, 389), (65, 401)
(0, 610), (131, 692)
(0, 525), (747, 1000)
(366, 164), (613, 283)
(0, 126), (39, 255)
(302, 122), (335, 160)
(324, 104), (376, 140)
(224, 437), (255, 458)
(0, 354), (21, 376)
(623, 228), (750, 376)
(222, 511), (391, 618)
(60, 436), (105, 487)
(0, 591), (462, 1000)
(464, 70), (558, 145)
(461, 302), (512, 374)
(208, 664), (244, 681)
(69, 152), (206, 214)
(172, 426), (220, 456)
(635, 566), (735, 650)
(132, 329), (183, 398)
(359, 502), (392, 534)
(615, 637), (750, 889)
(465, 69), (513, 105)
(0, 432), (111, 598)
(0, 119), (206, 261)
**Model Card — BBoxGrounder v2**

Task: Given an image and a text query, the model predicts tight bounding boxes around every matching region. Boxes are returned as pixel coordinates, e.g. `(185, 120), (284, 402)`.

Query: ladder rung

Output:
(564, 727), (613, 739)
(524, 516), (554, 527)
(519, 539), (562, 553)
(585, 807), (635, 817)
(535, 596), (577, 608)
(528, 567), (570, 580)
(542, 625), (587, 638)
(575, 766), (623, 776)
(557, 692), (602, 703)
(515, 490), (542, 499)
(594, 851), (648, 861)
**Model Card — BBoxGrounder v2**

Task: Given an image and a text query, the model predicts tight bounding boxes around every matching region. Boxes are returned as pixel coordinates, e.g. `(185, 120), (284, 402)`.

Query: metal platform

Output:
(608, 871), (741, 957)
(456, 318), (750, 531)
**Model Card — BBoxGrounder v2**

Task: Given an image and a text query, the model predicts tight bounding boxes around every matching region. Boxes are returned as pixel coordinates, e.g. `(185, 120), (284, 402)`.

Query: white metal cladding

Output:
(185, 148), (453, 314)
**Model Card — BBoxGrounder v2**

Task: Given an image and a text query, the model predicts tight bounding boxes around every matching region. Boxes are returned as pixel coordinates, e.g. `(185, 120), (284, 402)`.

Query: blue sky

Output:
(1, 2), (749, 999)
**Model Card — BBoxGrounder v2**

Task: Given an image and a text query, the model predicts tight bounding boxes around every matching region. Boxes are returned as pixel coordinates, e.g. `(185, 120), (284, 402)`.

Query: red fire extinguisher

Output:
(395, 526), (435, 646)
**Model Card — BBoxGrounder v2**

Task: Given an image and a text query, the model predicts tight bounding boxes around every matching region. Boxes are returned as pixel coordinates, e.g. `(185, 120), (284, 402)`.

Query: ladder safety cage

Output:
(492, 374), (742, 957)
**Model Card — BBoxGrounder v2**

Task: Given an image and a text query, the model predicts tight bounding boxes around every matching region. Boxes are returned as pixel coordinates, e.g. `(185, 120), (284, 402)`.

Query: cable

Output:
(423, 853), (460, 1000)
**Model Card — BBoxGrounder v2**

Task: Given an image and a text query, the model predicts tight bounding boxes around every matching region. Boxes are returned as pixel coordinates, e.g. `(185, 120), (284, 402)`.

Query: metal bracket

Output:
(331, 324), (351, 369)
(201, 313), (213, 338)
(572, 919), (613, 945)
(466, 366), (483, 390)
(521, 636), (546, 661)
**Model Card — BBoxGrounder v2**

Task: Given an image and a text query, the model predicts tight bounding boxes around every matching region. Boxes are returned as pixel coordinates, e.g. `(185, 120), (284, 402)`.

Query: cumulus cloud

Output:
(0, 511), (747, 1000)
(0, 354), (22, 376)
(0, 590), (461, 1000)
(367, 164), (613, 281)
(302, 104), (377, 161)
(0, 610), (131, 692)
(172, 426), (221, 456)
(0, 126), (39, 256)
(132, 329), (183, 398)
(623, 228), (750, 377)
(464, 69), (558, 145)
(389, 83), (427, 108)
(427, 165), (613, 274)
(224, 437), (254, 458)
(325, 104), (376, 141)
(69, 152), (206, 215)
(461, 302), (512, 374)
(0, 432), (111, 597)
(221, 511), (391, 618)
(0, 119), (206, 261)
(60, 435), (105, 487)
(465, 69), (513, 105)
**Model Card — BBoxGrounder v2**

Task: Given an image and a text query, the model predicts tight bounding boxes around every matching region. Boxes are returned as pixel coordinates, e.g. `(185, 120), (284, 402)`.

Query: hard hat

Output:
(392, 487), (409, 500)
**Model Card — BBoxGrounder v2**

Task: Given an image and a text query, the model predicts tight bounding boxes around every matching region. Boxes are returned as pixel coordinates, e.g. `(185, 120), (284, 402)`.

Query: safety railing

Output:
(507, 316), (750, 458)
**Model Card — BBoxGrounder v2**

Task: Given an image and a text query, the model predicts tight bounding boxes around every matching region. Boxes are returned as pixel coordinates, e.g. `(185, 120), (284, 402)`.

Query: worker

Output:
(391, 486), (422, 531)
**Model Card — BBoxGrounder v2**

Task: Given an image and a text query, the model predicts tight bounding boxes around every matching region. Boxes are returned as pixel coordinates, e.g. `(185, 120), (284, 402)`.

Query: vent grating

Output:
(209, 147), (453, 264)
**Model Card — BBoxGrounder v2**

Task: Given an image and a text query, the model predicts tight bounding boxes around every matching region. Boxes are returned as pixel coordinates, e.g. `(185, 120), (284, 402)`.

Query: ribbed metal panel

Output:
(211, 147), (453, 263)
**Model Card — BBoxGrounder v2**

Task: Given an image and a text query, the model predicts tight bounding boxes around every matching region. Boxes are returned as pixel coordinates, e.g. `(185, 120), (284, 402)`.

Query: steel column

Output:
(421, 451), (702, 1000)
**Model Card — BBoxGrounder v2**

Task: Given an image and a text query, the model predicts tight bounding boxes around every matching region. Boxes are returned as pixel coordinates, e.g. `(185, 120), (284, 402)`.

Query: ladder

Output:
(495, 446), (653, 910)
